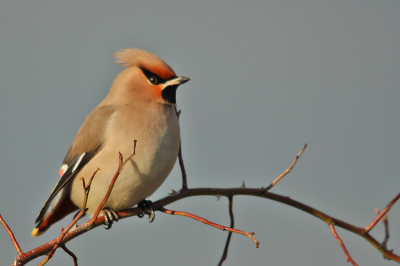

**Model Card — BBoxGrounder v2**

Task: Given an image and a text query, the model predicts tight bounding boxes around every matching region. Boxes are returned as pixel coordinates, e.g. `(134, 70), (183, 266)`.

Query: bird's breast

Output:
(70, 103), (180, 213)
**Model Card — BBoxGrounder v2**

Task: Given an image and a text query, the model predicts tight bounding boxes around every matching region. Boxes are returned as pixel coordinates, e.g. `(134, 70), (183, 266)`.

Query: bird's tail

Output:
(32, 196), (78, 237)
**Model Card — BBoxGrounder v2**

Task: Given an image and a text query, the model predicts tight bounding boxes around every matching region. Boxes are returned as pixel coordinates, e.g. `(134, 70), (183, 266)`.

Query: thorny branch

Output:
(10, 187), (400, 265)
(1, 139), (399, 265)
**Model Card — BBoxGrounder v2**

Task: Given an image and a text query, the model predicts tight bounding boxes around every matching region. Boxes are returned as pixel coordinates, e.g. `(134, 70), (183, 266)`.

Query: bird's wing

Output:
(35, 105), (116, 224)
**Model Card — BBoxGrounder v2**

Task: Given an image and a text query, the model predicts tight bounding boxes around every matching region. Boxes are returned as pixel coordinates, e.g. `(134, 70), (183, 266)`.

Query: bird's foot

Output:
(102, 208), (119, 230)
(137, 200), (155, 223)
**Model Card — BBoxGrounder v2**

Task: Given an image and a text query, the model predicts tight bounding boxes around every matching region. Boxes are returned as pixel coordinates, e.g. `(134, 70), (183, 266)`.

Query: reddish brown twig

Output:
(61, 245), (78, 266)
(174, 106), (188, 189)
(264, 144), (307, 191)
(38, 168), (100, 266)
(374, 208), (390, 252)
(159, 206), (259, 248)
(365, 192), (400, 232)
(81, 167), (100, 196)
(329, 222), (358, 266)
(0, 214), (23, 255)
(218, 196), (234, 266)
(90, 144), (136, 224)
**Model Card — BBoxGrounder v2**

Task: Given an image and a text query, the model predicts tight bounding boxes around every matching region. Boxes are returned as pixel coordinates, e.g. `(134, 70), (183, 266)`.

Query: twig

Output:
(0, 214), (23, 255)
(159, 206), (259, 248)
(374, 208), (390, 252)
(178, 140), (187, 189)
(38, 168), (100, 266)
(329, 222), (358, 266)
(217, 196), (234, 266)
(174, 105), (188, 189)
(90, 146), (136, 224)
(61, 245), (78, 266)
(365, 192), (400, 232)
(81, 168), (100, 196)
(264, 144), (307, 191)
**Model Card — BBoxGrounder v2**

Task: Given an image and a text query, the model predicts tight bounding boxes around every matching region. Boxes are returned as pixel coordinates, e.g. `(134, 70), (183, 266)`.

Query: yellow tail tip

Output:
(31, 228), (42, 237)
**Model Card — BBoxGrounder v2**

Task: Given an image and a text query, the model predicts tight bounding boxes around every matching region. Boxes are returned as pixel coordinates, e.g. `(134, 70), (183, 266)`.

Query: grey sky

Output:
(1, 1), (399, 265)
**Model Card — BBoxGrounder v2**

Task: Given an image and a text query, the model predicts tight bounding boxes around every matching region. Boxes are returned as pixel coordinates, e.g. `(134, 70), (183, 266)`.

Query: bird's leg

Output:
(137, 200), (155, 223)
(102, 207), (119, 230)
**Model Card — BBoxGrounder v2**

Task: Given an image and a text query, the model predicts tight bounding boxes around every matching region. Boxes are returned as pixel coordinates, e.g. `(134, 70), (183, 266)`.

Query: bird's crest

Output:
(114, 48), (175, 80)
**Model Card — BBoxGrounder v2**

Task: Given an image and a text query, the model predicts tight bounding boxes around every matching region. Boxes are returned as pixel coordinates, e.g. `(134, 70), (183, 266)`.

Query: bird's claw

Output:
(138, 200), (155, 223)
(103, 208), (118, 230)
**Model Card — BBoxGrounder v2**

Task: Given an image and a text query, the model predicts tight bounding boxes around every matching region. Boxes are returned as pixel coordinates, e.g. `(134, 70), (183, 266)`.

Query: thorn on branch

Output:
(169, 189), (179, 196)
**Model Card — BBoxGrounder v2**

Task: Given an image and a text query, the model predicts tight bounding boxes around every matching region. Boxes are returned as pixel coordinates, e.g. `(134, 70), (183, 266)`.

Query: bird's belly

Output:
(70, 115), (180, 214)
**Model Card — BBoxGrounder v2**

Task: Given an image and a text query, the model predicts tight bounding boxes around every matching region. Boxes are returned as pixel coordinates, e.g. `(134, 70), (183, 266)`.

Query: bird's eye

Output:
(149, 76), (158, 85)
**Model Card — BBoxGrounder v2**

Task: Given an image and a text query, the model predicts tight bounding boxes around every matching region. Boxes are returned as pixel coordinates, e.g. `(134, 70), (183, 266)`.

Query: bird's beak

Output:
(161, 76), (190, 105)
(164, 76), (190, 87)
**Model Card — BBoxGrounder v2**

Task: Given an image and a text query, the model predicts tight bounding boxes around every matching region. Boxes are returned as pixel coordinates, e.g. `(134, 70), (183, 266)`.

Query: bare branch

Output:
(365, 192), (400, 232)
(61, 245), (78, 266)
(374, 208), (391, 253)
(90, 148), (135, 224)
(159, 206), (258, 248)
(13, 186), (400, 265)
(329, 222), (358, 266)
(174, 105), (188, 190)
(264, 143), (307, 191)
(178, 140), (187, 190)
(9, 145), (400, 265)
(38, 168), (100, 265)
(0, 214), (23, 255)
(217, 196), (234, 266)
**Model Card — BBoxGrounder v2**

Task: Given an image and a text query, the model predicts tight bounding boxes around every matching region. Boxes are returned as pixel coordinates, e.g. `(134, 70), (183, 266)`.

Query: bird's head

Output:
(106, 48), (189, 105)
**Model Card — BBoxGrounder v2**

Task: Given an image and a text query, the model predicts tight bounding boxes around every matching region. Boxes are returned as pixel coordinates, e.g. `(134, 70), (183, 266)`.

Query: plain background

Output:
(1, 1), (399, 265)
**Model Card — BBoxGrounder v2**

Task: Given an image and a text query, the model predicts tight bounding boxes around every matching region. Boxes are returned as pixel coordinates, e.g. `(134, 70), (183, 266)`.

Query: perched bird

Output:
(32, 48), (189, 237)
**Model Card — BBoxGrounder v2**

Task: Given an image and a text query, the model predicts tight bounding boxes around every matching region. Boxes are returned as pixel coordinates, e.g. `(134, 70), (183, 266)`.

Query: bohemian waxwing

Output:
(32, 48), (189, 237)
